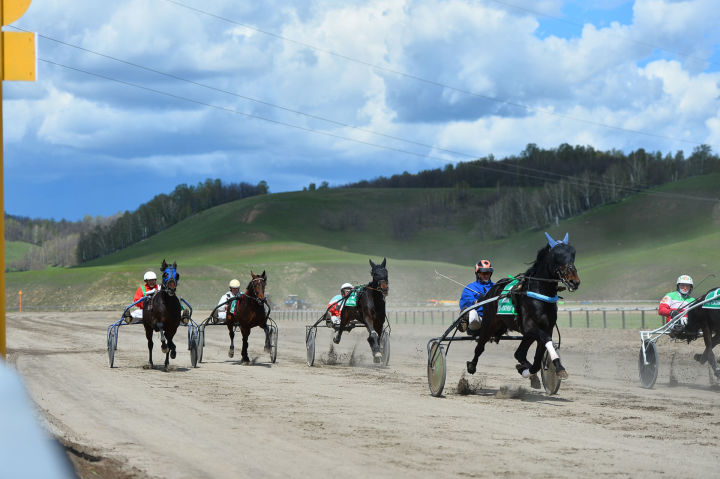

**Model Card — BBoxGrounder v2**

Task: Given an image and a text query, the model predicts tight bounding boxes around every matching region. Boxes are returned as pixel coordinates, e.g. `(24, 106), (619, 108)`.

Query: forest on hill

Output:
(346, 143), (719, 239)
(4, 179), (268, 271)
(5, 143), (720, 272)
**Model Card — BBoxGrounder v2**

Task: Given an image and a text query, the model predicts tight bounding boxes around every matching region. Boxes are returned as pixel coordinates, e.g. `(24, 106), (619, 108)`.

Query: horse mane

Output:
(524, 245), (551, 277)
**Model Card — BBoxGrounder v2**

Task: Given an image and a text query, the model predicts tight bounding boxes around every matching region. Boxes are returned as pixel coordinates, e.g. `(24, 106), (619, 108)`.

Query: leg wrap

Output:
(545, 340), (559, 361)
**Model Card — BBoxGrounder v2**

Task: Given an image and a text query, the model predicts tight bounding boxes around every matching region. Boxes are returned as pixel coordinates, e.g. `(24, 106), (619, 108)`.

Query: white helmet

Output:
(229, 279), (241, 289)
(340, 282), (353, 291)
(676, 274), (693, 297)
(143, 271), (157, 281)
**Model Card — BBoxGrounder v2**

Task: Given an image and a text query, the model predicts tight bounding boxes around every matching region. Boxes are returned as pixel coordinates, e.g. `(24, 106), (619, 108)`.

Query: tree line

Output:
(344, 143), (720, 240)
(76, 179), (268, 263)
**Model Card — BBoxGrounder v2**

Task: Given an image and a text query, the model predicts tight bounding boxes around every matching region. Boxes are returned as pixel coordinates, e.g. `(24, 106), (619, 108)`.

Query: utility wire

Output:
(14, 25), (659, 192)
(37, 57), (718, 203)
(159, 0), (718, 150)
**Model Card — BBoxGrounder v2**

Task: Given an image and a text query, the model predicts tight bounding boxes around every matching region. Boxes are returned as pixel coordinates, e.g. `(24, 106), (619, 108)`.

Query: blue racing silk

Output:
(459, 279), (495, 314)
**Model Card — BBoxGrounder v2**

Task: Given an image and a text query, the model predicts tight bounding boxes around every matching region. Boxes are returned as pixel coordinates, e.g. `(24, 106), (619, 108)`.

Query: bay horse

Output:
(143, 259), (183, 370)
(466, 233), (580, 383)
(334, 258), (389, 363)
(226, 271), (270, 363)
(684, 288), (720, 379)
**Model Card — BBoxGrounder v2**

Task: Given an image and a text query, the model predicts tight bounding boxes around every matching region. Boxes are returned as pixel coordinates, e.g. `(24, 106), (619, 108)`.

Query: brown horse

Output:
(143, 259), (183, 370)
(334, 258), (389, 363)
(226, 271), (270, 363)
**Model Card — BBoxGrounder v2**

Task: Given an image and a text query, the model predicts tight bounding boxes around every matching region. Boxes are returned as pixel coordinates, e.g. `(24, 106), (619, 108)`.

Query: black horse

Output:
(334, 258), (389, 363)
(143, 259), (183, 370)
(226, 271), (270, 363)
(466, 233), (580, 383)
(684, 288), (720, 378)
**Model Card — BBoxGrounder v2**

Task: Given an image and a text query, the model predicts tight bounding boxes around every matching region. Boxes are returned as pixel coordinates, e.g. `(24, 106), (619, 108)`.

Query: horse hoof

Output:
(557, 369), (569, 380)
(264, 347), (272, 353)
(530, 374), (541, 389)
(466, 361), (476, 375)
(228, 350), (234, 358)
(170, 350), (176, 359)
(161, 346), (169, 354)
(333, 336), (340, 344)
(241, 358), (250, 364)
(374, 353), (382, 364)
(694, 353), (706, 364)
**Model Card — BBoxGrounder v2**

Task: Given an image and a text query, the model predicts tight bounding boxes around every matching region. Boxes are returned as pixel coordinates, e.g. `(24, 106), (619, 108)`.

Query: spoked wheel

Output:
(427, 340), (446, 397)
(638, 340), (659, 388)
(540, 350), (562, 395)
(379, 329), (391, 367)
(107, 328), (118, 368)
(197, 328), (205, 363)
(189, 330), (199, 368)
(306, 327), (316, 366)
(269, 324), (278, 364)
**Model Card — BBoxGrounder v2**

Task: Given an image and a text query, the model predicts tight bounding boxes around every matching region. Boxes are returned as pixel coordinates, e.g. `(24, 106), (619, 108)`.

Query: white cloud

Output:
(6, 0), (720, 218)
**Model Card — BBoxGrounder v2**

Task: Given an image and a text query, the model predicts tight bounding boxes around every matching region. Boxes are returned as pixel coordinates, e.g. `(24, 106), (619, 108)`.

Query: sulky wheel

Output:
(270, 324), (278, 364)
(107, 328), (118, 368)
(197, 329), (205, 363)
(638, 340), (659, 388)
(189, 330), (199, 368)
(427, 340), (446, 397)
(306, 327), (316, 366)
(380, 329), (391, 367)
(540, 350), (562, 395)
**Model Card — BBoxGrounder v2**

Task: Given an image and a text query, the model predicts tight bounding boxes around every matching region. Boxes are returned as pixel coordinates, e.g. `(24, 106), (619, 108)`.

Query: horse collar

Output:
(527, 291), (559, 303)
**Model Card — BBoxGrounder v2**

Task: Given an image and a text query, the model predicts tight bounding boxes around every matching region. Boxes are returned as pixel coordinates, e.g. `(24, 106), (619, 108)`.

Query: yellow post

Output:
(18, 289), (21, 312)
(1, 0), (35, 359)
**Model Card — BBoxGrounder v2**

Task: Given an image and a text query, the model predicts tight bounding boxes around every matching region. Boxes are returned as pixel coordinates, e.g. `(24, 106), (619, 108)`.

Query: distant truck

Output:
(285, 295), (309, 310)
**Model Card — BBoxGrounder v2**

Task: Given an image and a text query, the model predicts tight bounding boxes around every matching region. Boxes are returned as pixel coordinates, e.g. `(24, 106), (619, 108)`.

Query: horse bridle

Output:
(246, 277), (267, 305)
(161, 266), (179, 296)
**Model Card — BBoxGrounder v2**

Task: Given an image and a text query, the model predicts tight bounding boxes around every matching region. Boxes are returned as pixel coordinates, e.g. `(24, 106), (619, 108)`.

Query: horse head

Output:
(248, 270), (267, 301)
(160, 259), (180, 296)
(369, 258), (389, 295)
(544, 233), (580, 292)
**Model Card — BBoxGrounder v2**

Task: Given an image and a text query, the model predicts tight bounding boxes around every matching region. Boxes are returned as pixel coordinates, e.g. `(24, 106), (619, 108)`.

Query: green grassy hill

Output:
(5, 241), (35, 265)
(6, 174), (720, 310)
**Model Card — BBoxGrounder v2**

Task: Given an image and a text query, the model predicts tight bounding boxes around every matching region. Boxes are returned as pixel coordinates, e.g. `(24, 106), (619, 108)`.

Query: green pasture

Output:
(5, 241), (35, 266)
(6, 173), (720, 310)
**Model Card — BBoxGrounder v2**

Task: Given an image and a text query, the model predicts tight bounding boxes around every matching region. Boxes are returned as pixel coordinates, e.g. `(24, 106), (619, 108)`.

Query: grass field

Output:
(6, 173), (720, 310)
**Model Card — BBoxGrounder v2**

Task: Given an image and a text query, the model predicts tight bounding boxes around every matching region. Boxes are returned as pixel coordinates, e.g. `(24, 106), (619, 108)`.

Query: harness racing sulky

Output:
(427, 233), (581, 396)
(107, 260), (200, 369)
(638, 285), (720, 388)
(305, 258), (391, 367)
(196, 271), (278, 365)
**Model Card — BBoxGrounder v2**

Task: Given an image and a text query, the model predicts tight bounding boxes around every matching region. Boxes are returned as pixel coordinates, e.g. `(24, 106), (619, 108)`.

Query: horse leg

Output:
(263, 323), (272, 353)
(700, 323), (720, 378)
(161, 330), (168, 354)
(527, 327), (567, 379)
(694, 333), (720, 364)
(241, 327), (250, 363)
(513, 337), (534, 375)
(227, 323), (235, 358)
(333, 313), (348, 344)
(145, 326), (154, 368)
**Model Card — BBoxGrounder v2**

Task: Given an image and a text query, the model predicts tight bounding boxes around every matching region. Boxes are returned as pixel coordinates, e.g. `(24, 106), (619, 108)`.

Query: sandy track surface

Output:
(6, 311), (720, 478)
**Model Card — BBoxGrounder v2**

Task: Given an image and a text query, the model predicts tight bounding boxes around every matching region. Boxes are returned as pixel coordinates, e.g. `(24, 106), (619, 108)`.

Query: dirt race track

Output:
(6, 311), (720, 478)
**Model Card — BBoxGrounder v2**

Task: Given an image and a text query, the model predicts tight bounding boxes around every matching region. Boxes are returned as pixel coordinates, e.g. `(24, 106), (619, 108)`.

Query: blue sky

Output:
(4, 0), (720, 220)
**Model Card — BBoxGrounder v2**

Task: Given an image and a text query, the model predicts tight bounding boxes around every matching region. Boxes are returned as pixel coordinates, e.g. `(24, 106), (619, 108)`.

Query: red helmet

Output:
(475, 260), (493, 273)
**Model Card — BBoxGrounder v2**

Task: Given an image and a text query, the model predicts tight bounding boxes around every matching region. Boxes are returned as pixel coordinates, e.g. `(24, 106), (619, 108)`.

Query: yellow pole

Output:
(1, 0), (35, 359)
(1, 8), (5, 359)
(18, 290), (21, 312)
